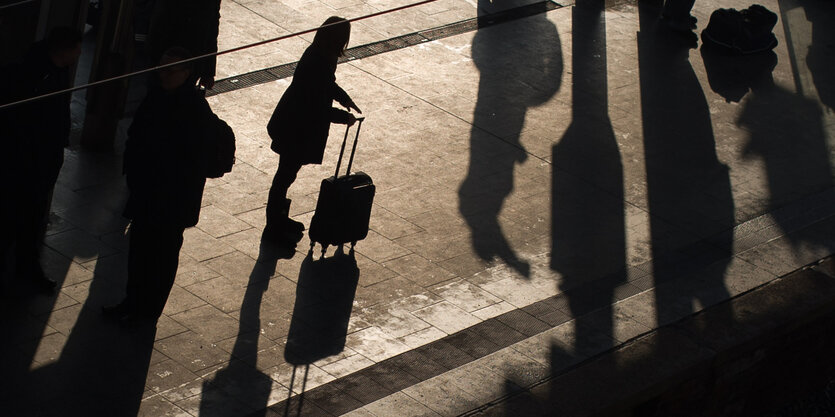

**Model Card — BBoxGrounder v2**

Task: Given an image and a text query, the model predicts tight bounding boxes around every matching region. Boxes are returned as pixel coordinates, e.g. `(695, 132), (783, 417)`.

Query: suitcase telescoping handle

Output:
(334, 116), (365, 178)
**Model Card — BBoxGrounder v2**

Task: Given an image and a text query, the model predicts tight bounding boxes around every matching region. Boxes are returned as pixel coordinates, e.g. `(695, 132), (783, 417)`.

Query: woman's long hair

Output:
(312, 16), (351, 57)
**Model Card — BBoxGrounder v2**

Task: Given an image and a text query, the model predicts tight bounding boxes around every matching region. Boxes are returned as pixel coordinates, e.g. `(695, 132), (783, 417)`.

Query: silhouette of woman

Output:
(265, 16), (361, 251)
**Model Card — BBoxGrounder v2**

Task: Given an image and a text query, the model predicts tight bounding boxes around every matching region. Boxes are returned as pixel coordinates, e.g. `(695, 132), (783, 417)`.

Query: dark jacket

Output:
(268, 45), (352, 165)
(123, 83), (213, 228)
(2, 42), (72, 150)
(1, 41), (72, 193)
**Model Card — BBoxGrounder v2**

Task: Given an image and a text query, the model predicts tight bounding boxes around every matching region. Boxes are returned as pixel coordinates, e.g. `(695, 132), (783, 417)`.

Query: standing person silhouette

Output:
(103, 47), (216, 326)
(0, 27), (81, 295)
(264, 16), (361, 251)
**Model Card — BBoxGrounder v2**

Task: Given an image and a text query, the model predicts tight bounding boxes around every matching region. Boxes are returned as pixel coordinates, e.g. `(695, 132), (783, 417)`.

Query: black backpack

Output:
(702, 5), (778, 55)
(205, 114), (236, 178)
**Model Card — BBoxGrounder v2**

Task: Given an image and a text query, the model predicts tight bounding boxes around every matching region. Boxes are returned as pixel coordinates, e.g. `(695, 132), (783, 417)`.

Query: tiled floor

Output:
(2, 0), (835, 415)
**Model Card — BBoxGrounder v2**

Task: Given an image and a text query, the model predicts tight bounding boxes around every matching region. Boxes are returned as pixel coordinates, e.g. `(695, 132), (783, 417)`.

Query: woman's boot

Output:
(263, 198), (304, 244)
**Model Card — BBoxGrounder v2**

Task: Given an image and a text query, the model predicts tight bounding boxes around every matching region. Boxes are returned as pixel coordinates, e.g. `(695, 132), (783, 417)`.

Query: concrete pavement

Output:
(2, 0), (835, 415)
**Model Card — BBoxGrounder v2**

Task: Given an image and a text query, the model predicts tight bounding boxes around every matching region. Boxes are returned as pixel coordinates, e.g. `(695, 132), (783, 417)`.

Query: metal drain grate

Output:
(208, 0), (562, 97)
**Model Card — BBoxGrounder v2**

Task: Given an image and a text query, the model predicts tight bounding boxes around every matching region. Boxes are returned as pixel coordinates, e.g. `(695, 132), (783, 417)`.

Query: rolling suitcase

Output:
(308, 117), (375, 254)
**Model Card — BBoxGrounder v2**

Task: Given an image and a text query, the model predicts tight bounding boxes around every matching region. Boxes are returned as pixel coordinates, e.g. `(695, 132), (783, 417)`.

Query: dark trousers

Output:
(266, 158), (303, 225)
(124, 219), (185, 319)
(12, 148), (64, 281)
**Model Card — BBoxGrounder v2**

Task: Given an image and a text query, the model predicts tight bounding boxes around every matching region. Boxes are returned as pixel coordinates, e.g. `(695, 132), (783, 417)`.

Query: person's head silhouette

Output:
(157, 46), (194, 91)
(46, 26), (82, 68)
(313, 16), (351, 57)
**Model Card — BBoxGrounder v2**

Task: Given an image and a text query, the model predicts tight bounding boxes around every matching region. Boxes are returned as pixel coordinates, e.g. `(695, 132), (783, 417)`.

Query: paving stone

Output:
(369, 206), (424, 240)
(44, 228), (119, 262)
(185, 276), (249, 314)
(175, 253), (221, 287)
(219, 228), (266, 261)
(55, 202), (128, 237)
(146, 359), (201, 396)
(318, 353), (375, 379)
(203, 183), (267, 216)
(430, 278), (503, 312)
(354, 229), (413, 263)
(442, 328), (504, 359)
(182, 227), (237, 262)
(345, 326), (413, 362)
(414, 338), (476, 370)
(354, 276), (428, 309)
(444, 361), (522, 405)
(397, 326), (448, 349)
(384, 349), (449, 381)
(471, 301), (518, 320)
(401, 371), (483, 416)
(175, 385), (255, 417)
(162, 285), (209, 316)
(304, 386), (365, 415)
(136, 395), (190, 417)
(354, 252), (400, 287)
(267, 362), (336, 395)
(341, 406), (378, 417)
(383, 253), (458, 287)
(468, 318), (528, 348)
(155, 331), (231, 373)
(363, 391), (443, 417)
(359, 304), (432, 339)
(494, 309), (551, 337)
(412, 300), (482, 334)
(155, 315), (190, 341)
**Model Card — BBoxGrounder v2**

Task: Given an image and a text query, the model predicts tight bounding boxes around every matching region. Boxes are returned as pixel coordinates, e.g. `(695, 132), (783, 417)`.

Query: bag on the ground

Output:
(701, 4), (778, 54)
(205, 114), (236, 178)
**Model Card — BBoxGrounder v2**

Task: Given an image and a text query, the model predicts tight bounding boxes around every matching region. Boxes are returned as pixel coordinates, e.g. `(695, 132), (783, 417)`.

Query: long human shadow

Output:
(458, 0), (563, 278)
(199, 245), (279, 417)
(0, 151), (152, 417)
(199, 245), (359, 417)
(281, 247), (359, 416)
(638, 1), (735, 334)
(790, 0), (835, 113)
(702, 46), (833, 250)
(550, 0), (626, 357)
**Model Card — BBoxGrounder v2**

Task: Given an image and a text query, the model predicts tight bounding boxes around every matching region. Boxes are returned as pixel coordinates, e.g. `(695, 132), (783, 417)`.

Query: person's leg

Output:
(265, 158), (304, 240)
(103, 219), (150, 317)
(20, 147), (65, 293)
(143, 224), (184, 319)
(14, 184), (56, 293)
(125, 220), (150, 311)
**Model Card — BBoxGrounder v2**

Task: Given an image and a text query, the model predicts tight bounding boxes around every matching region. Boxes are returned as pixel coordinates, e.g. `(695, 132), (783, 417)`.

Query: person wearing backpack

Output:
(103, 47), (219, 326)
(264, 16), (362, 251)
